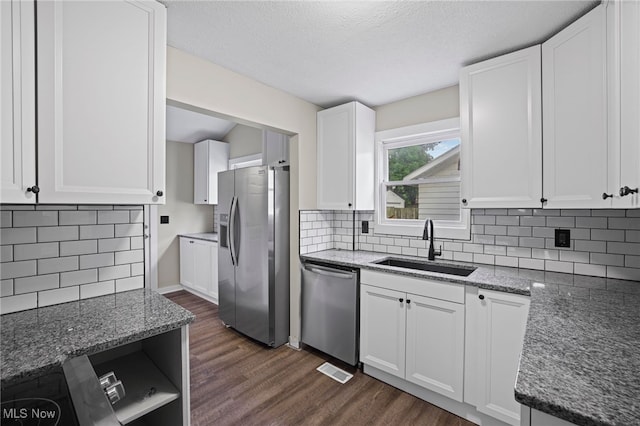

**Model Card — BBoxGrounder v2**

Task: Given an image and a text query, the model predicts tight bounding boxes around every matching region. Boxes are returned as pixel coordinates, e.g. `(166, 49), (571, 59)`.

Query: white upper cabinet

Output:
(542, 5), (608, 209)
(36, 1), (166, 204)
(608, 0), (640, 208)
(317, 101), (375, 210)
(460, 45), (542, 208)
(1, 0), (36, 204)
(262, 130), (289, 166)
(194, 139), (229, 205)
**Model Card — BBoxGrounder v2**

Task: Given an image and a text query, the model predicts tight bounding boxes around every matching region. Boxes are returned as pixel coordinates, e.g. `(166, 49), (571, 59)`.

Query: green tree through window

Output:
(388, 143), (438, 206)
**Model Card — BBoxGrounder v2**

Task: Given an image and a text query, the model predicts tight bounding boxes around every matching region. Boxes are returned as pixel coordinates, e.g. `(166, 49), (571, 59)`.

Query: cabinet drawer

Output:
(361, 269), (464, 304)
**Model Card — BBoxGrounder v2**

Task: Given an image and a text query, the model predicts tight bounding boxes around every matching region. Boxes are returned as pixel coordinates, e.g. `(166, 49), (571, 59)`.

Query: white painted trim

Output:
(158, 284), (219, 305)
(228, 153), (262, 169)
(157, 284), (184, 295)
(181, 325), (191, 426)
(288, 337), (300, 349)
(144, 205), (159, 290)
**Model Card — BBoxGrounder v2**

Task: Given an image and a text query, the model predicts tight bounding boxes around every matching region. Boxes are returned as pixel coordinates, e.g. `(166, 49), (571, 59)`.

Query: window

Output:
(375, 118), (470, 239)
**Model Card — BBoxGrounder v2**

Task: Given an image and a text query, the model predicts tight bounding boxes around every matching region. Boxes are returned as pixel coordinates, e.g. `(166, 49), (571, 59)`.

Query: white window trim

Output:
(375, 117), (470, 240)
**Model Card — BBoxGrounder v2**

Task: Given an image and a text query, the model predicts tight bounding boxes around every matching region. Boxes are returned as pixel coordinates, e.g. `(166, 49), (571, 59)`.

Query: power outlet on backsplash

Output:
(362, 221), (369, 234)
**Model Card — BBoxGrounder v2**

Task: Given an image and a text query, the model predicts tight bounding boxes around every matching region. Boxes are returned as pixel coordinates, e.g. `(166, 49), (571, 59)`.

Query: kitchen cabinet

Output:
(317, 101), (375, 210)
(262, 129), (289, 166)
(464, 286), (530, 426)
(179, 237), (218, 303)
(460, 45), (542, 208)
(528, 408), (576, 426)
(360, 270), (465, 402)
(542, 5), (608, 209)
(0, 0), (36, 204)
(194, 139), (229, 204)
(607, 0), (640, 208)
(35, 0), (166, 204)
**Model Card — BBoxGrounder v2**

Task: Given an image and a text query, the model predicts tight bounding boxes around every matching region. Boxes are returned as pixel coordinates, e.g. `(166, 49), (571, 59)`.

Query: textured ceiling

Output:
(163, 0), (598, 108)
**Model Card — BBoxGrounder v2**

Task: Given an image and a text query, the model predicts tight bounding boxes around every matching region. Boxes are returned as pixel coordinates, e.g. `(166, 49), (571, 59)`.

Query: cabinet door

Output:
(609, 0), (640, 208)
(405, 294), (464, 402)
(1, 0), (36, 204)
(36, 1), (166, 204)
(194, 141), (209, 204)
(262, 130), (289, 166)
(360, 284), (406, 378)
(317, 103), (354, 209)
(476, 289), (530, 426)
(460, 46), (542, 208)
(179, 238), (195, 289)
(542, 5), (608, 208)
(193, 240), (212, 295)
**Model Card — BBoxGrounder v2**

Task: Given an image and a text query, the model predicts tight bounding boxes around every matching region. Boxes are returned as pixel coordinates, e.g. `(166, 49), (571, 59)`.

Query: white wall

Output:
(223, 123), (263, 158)
(158, 141), (214, 288)
(166, 47), (320, 345)
(375, 85), (460, 131)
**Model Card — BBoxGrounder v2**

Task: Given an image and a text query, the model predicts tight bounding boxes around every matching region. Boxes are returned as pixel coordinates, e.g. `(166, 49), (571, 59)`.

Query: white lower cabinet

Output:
(179, 237), (218, 303)
(360, 271), (465, 402)
(465, 286), (531, 426)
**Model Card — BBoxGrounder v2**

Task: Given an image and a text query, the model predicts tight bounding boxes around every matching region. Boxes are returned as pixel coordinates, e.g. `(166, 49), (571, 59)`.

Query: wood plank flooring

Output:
(166, 290), (475, 426)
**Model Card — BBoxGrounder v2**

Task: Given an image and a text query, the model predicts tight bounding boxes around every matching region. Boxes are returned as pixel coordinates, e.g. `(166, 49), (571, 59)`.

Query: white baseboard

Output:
(288, 337), (301, 350)
(363, 364), (510, 426)
(157, 285), (183, 294)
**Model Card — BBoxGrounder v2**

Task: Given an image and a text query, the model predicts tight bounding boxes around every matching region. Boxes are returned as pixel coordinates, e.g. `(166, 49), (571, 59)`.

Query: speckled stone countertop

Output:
(0, 289), (195, 387)
(180, 232), (218, 242)
(301, 249), (640, 426)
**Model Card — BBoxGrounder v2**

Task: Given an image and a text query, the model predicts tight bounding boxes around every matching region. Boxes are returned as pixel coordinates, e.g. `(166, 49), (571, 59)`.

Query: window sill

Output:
(374, 221), (471, 240)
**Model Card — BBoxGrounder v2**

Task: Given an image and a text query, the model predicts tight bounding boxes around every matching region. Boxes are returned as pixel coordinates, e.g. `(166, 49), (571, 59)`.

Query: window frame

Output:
(375, 117), (470, 240)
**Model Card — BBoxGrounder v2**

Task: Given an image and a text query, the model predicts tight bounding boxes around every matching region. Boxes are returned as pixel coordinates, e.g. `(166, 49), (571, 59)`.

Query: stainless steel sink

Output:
(373, 258), (476, 277)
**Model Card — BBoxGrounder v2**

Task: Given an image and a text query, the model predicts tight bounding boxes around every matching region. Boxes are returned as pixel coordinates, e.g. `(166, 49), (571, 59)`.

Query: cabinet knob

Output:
(540, 197), (547, 204)
(602, 192), (613, 200)
(399, 298), (404, 303)
(406, 299), (411, 304)
(156, 190), (163, 197)
(479, 294), (485, 300)
(27, 185), (40, 194)
(619, 186), (639, 197)
(348, 203), (352, 208)
(461, 198), (467, 205)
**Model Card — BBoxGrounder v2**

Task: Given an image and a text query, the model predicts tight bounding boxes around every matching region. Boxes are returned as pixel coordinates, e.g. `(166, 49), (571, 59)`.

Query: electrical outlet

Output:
(361, 220), (369, 234)
(160, 215), (169, 224)
(555, 229), (570, 248)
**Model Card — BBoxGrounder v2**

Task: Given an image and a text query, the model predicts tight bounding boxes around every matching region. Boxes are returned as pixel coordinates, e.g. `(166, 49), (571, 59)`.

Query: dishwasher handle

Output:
(303, 263), (356, 280)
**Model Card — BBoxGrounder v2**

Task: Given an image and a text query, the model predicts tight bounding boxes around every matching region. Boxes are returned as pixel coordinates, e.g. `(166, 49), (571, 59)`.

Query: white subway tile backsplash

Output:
(1, 228), (37, 245)
(591, 229), (625, 241)
(484, 225), (507, 236)
(98, 238), (130, 253)
(473, 216), (496, 225)
(1, 246), (13, 262)
(473, 253), (494, 265)
(519, 237), (545, 248)
(116, 276), (144, 292)
(463, 243), (483, 253)
(60, 269), (98, 287)
(625, 256), (640, 268)
(1, 293), (37, 314)
(114, 223), (143, 237)
(38, 256), (79, 274)
(546, 217), (575, 228)
(80, 225), (114, 240)
(545, 260), (573, 274)
(575, 217), (607, 229)
(607, 266), (640, 281)
(38, 286), (79, 307)
(519, 258), (544, 270)
(130, 210), (144, 223)
(80, 280), (115, 299)
(484, 245), (506, 256)
(60, 240), (97, 256)
(626, 231), (640, 243)
(38, 226), (79, 242)
(1, 280), (13, 297)
(35, 205), (77, 211)
(574, 240), (607, 253)
(520, 216), (546, 227)
(97, 210), (130, 224)
(80, 253), (114, 269)
(59, 211), (97, 225)
(574, 263), (607, 277)
(508, 226), (532, 237)
(1, 261), (37, 279)
(0, 205), (34, 211)
(14, 274), (59, 294)
(98, 264), (130, 281)
(485, 209), (508, 215)
(453, 252), (473, 262)
(494, 236), (519, 246)
(559, 251), (590, 263)
(607, 242), (640, 256)
(496, 216), (519, 226)
(115, 250), (144, 265)
(14, 242), (59, 261)
(609, 217), (640, 230)
(12, 211), (58, 227)
(1, 211), (12, 228)
(401, 247), (418, 256)
(131, 262), (144, 276)
(532, 249), (558, 260)
(590, 253), (624, 266)
(592, 209), (626, 217)
(533, 208), (560, 216)
(495, 256), (518, 267)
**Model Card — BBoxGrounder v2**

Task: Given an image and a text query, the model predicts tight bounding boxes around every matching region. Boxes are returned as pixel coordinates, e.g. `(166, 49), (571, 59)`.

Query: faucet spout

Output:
(422, 218), (441, 261)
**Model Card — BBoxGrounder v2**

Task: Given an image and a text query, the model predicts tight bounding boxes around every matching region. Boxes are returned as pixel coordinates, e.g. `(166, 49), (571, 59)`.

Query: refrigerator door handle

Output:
(234, 198), (241, 265)
(229, 196), (237, 266)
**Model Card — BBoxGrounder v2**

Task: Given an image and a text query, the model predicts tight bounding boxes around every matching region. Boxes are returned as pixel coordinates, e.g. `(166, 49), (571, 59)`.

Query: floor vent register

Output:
(316, 362), (353, 384)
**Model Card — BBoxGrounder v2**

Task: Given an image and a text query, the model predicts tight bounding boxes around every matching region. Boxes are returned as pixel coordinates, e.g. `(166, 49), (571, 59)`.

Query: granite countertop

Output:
(180, 232), (218, 242)
(0, 289), (195, 387)
(301, 249), (640, 426)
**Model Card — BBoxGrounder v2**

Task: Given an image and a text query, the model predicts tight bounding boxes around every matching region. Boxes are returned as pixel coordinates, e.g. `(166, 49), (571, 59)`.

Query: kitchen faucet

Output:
(422, 218), (442, 261)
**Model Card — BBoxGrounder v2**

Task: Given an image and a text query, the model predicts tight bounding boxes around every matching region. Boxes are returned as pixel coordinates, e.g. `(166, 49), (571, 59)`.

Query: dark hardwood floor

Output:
(166, 290), (475, 426)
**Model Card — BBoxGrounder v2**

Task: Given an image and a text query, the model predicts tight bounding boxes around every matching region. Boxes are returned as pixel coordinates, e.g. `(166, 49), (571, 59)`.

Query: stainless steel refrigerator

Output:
(218, 165), (290, 347)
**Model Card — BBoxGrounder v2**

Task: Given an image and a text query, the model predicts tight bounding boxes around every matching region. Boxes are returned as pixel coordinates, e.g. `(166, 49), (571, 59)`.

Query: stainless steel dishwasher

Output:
(300, 261), (359, 366)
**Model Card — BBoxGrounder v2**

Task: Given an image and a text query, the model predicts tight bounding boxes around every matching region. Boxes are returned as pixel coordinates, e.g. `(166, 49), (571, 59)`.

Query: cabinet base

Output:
(363, 364), (510, 426)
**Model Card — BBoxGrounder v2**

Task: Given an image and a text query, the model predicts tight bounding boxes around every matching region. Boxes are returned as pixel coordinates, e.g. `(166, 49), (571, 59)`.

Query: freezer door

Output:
(234, 166), (271, 344)
(217, 169), (235, 327)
